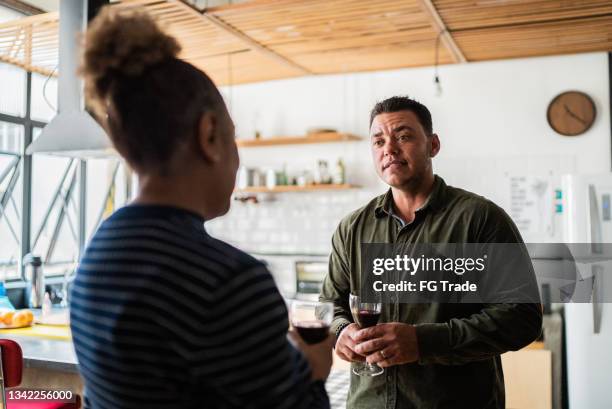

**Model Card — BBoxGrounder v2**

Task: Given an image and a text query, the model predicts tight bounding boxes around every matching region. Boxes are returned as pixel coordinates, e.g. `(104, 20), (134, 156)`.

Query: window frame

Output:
(1, 72), (48, 283)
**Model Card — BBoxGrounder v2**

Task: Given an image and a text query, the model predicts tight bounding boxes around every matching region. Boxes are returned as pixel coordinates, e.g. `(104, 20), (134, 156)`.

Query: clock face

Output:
(547, 91), (596, 136)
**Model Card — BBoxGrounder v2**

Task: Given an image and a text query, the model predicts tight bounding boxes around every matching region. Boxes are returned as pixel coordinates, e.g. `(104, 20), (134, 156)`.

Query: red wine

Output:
(356, 310), (380, 328)
(295, 320), (330, 344)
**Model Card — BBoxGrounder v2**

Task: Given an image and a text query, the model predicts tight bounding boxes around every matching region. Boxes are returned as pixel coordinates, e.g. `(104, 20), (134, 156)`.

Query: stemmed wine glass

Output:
(350, 293), (384, 377)
(290, 301), (334, 344)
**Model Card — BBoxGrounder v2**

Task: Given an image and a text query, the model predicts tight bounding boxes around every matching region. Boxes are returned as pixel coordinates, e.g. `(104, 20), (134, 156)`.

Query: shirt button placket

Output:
(386, 366), (397, 408)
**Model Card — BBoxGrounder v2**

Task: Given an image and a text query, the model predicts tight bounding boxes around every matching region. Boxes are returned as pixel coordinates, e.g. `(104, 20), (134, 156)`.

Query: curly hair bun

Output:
(82, 6), (181, 109)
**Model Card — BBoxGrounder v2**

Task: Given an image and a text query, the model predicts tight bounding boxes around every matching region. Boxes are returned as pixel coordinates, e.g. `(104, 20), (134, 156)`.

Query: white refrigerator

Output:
(561, 174), (612, 409)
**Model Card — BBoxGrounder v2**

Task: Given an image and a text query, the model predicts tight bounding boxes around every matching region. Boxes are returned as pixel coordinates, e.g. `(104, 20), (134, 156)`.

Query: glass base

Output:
(352, 362), (384, 377)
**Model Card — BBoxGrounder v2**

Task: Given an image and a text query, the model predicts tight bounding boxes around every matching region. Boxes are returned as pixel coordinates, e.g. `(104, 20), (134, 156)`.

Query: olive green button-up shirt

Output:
(319, 175), (543, 409)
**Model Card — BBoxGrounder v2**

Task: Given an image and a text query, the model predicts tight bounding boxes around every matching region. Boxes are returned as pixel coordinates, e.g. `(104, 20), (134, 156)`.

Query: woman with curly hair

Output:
(70, 6), (332, 409)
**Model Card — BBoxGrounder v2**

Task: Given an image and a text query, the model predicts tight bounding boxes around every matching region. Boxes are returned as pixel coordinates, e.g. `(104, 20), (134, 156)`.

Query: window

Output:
(30, 131), (132, 277)
(0, 63), (26, 117)
(0, 121), (23, 154)
(0, 123), (23, 280)
(31, 72), (58, 123)
(0, 60), (130, 281)
(31, 154), (79, 277)
(86, 158), (130, 238)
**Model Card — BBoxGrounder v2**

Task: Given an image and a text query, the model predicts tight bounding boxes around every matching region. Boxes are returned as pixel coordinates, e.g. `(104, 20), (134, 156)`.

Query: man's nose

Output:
(383, 140), (399, 156)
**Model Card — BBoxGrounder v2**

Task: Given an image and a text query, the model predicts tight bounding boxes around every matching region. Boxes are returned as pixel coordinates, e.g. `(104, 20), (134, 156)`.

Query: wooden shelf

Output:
(236, 184), (357, 193)
(236, 132), (361, 147)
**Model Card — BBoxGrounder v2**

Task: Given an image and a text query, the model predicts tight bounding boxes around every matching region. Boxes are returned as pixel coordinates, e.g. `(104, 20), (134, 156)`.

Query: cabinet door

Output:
(502, 349), (552, 409)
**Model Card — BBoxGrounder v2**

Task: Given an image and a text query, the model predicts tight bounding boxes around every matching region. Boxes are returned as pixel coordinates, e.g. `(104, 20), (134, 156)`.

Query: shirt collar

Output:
(374, 175), (447, 219)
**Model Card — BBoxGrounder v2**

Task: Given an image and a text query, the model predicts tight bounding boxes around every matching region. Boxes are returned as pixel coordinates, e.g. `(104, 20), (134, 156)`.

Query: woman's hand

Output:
(288, 329), (334, 381)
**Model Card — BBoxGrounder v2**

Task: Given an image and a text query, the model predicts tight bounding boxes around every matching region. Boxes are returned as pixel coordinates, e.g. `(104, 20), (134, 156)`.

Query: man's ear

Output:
(197, 111), (221, 163)
(430, 134), (441, 158)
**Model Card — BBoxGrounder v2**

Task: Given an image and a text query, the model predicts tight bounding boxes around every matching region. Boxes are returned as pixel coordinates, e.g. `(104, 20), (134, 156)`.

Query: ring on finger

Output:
(380, 349), (387, 359)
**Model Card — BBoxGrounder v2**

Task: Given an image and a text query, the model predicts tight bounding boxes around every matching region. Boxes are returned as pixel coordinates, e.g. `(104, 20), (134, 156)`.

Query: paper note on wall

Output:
(509, 176), (554, 237)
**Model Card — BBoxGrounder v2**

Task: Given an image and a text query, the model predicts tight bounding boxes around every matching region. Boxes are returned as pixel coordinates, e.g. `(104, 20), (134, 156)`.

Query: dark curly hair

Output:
(81, 6), (224, 173)
(369, 96), (433, 135)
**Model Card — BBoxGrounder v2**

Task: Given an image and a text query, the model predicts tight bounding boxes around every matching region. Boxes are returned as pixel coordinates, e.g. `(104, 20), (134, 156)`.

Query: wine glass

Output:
(290, 301), (333, 344)
(350, 293), (384, 376)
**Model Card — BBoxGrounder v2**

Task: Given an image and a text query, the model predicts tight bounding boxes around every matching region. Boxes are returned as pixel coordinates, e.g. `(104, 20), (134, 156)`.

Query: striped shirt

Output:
(70, 205), (329, 409)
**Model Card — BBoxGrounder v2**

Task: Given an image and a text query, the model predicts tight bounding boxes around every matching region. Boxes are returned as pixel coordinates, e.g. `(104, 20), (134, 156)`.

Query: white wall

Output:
(209, 52), (610, 250)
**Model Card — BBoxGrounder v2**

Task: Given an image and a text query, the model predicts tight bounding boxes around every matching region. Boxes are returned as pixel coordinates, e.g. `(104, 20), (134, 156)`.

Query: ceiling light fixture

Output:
(433, 30), (443, 97)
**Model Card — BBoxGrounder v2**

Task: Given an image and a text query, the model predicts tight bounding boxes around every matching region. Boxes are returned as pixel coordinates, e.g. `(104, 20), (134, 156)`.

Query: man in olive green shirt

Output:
(319, 96), (542, 409)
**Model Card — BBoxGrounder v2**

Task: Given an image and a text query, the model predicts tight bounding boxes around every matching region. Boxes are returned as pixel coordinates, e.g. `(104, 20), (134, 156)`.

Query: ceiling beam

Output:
(0, 10), (58, 30)
(0, 0), (45, 15)
(0, 53), (55, 76)
(416, 0), (467, 64)
(172, 0), (312, 75)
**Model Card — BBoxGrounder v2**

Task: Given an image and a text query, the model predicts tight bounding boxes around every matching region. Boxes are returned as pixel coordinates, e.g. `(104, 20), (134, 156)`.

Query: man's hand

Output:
(288, 329), (334, 381)
(334, 323), (366, 363)
(352, 323), (420, 368)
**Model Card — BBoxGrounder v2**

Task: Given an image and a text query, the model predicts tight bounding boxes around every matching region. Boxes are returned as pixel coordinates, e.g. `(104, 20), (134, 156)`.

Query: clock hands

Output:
(564, 104), (588, 126)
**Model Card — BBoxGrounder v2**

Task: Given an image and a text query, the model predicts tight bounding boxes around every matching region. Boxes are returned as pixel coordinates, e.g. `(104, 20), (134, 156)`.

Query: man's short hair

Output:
(369, 96), (433, 135)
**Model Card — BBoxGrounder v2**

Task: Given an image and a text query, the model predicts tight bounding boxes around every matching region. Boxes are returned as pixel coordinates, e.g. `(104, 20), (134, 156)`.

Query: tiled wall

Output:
(209, 52), (611, 254)
(206, 188), (381, 255)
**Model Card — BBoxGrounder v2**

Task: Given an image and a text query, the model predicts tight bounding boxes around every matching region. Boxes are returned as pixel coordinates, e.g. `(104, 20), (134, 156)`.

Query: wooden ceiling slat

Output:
(213, 0), (420, 18)
(455, 15), (612, 61)
(416, 0), (466, 63)
(183, 48), (250, 61)
(0, 54), (54, 76)
(435, 0), (612, 31)
(218, 5), (425, 27)
(162, 18), (211, 28)
(0, 11), (58, 30)
(201, 10), (311, 74)
(233, 14), (429, 35)
(292, 45), (454, 74)
(271, 29), (438, 56)
(167, 30), (238, 45)
(239, 26), (434, 49)
(217, 5), (433, 51)
(191, 49), (303, 85)
(216, 2), (425, 29)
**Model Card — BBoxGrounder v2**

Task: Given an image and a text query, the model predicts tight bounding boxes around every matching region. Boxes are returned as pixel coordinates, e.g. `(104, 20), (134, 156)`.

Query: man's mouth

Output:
(383, 159), (407, 171)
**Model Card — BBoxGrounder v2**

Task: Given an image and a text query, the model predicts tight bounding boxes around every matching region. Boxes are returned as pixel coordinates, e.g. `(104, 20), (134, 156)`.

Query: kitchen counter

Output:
(0, 333), (78, 373)
(0, 332), (83, 393)
(0, 316), (350, 406)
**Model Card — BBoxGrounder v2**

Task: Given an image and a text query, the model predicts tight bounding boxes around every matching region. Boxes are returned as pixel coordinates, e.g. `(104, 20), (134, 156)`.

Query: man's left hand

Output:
(352, 323), (420, 368)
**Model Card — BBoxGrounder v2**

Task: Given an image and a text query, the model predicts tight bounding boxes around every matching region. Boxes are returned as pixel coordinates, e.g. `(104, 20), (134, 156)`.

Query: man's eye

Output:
(373, 140), (384, 146)
(397, 134), (410, 141)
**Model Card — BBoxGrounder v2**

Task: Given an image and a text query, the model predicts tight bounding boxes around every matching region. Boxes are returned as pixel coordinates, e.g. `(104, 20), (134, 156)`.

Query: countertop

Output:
(0, 333), (349, 407)
(0, 305), (349, 407)
(0, 308), (78, 373)
(0, 333), (78, 373)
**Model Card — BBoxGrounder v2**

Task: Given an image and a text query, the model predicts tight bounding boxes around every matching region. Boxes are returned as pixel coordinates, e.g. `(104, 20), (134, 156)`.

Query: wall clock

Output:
(547, 91), (596, 136)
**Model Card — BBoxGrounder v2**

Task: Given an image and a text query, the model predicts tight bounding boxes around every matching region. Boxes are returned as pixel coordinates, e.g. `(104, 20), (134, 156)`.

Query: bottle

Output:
(237, 166), (249, 189)
(22, 254), (44, 309)
(278, 164), (288, 186)
(333, 158), (346, 184)
(315, 160), (331, 184)
(265, 168), (277, 189)
(0, 282), (15, 311)
(42, 292), (52, 318)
